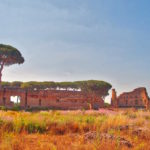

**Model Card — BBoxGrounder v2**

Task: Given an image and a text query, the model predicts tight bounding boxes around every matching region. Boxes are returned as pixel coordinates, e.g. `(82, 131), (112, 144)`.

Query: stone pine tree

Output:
(0, 44), (24, 87)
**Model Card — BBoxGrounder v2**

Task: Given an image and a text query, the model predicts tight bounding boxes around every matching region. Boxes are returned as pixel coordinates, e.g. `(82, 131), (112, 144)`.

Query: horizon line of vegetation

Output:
(1, 80), (112, 97)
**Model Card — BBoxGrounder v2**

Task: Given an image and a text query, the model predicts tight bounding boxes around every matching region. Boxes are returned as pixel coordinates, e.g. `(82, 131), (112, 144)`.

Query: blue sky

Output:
(0, 0), (150, 102)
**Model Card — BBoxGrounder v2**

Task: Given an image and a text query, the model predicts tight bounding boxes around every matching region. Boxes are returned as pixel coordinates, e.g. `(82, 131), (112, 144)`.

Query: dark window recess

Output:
(135, 100), (138, 105)
(125, 100), (128, 105)
(39, 99), (41, 106)
(56, 99), (60, 102)
(3, 97), (6, 106)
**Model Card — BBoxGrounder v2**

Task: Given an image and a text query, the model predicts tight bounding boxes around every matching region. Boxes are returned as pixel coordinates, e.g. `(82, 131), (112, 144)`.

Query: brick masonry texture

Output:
(111, 87), (150, 109)
(0, 88), (104, 110)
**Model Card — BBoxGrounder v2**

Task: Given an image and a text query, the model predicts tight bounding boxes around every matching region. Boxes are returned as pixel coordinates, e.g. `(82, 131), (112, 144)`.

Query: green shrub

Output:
(0, 106), (7, 111)
(12, 104), (21, 111)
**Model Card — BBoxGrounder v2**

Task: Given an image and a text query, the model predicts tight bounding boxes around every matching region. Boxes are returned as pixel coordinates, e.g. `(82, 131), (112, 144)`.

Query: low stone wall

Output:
(0, 88), (104, 110)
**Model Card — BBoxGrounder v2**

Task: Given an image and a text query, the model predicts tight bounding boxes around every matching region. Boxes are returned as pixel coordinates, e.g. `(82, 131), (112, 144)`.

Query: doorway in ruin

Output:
(10, 96), (21, 104)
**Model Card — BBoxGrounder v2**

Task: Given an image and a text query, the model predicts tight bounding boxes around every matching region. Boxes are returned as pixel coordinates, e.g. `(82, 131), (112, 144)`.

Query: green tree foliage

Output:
(75, 80), (112, 98)
(2, 80), (112, 98)
(21, 81), (57, 89)
(1, 81), (11, 87)
(0, 44), (24, 86)
(11, 81), (23, 88)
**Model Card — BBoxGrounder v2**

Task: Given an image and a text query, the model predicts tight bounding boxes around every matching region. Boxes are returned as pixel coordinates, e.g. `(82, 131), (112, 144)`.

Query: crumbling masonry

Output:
(0, 88), (104, 110)
(111, 87), (150, 109)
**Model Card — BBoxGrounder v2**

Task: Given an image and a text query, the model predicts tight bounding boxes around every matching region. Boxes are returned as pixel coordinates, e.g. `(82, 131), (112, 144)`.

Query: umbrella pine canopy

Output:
(0, 44), (24, 86)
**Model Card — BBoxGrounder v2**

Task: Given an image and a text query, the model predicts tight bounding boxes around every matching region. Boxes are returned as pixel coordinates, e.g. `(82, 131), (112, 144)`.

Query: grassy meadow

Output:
(0, 109), (149, 150)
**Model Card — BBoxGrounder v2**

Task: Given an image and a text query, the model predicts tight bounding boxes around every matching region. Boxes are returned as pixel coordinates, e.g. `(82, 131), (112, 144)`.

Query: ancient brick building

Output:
(0, 88), (104, 110)
(111, 87), (150, 109)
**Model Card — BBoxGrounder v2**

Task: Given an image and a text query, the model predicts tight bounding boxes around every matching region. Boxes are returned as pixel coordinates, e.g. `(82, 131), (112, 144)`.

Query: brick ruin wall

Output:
(1, 87), (149, 110)
(111, 88), (150, 109)
(0, 88), (104, 110)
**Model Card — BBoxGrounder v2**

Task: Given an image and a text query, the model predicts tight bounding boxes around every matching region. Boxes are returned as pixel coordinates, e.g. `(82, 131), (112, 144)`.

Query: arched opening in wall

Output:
(10, 96), (21, 104)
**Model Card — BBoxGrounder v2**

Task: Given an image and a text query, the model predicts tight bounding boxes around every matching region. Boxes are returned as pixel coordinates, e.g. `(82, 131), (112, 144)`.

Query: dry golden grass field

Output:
(0, 109), (149, 150)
